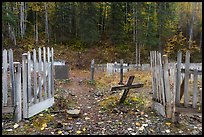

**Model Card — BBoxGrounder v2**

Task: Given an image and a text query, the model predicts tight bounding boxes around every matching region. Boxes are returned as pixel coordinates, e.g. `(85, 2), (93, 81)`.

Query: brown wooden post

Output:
(119, 59), (124, 85)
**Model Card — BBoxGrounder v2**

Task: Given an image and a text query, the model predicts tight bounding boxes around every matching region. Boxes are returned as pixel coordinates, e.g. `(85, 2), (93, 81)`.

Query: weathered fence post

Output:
(43, 47), (47, 100)
(184, 51), (190, 107)
(38, 48), (43, 102)
(33, 49), (37, 104)
(163, 55), (172, 118)
(9, 49), (15, 105)
(27, 51), (32, 104)
(2, 49), (8, 106)
(192, 69), (198, 108)
(175, 51), (182, 105)
(14, 63), (22, 122)
(51, 47), (54, 97)
(22, 53), (28, 118)
(91, 59), (94, 81)
(119, 59), (124, 85)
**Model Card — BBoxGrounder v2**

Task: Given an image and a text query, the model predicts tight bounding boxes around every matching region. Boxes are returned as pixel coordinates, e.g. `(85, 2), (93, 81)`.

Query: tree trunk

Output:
(35, 11), (38, 45)
(24, 2), (27, 35)
(6, 3), (16, 46)
(102, 2), (106, 32)
(189, 2), (196, 48)
(20, 2), (24, 38)
(44, 2), (50, 44)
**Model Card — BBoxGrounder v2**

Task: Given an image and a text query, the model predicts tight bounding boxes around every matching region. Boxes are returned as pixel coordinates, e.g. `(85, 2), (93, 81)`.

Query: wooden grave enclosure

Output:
(150, 50), (202, 123)
(2, 47), (55, 122)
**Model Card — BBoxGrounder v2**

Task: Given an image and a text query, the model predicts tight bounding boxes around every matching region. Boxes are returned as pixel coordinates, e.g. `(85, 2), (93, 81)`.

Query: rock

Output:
(165, 129), (170, 133)
(66, 109), (80, 118)
(139, 126), (144, 131)
(6, 129), (13, 132)
(127, 127), (133, 131)
(142, 124), (148, 127)
(112, 108), (120, 113)
(64, 126), (73, 131)
(85, 117), (90, 120)
(64, 131), (69, 135)
(97, 122), (104, 125)
(131, 132), (137, 135)
(76, 122), (82, 125)
(178, 130), (183, 134)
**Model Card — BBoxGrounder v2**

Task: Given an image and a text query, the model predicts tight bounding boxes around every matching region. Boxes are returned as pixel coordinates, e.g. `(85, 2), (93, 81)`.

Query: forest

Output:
(2, 2), (202, 67)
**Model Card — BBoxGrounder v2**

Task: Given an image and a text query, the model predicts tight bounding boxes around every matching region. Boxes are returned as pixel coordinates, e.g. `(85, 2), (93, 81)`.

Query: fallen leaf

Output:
(13, 123), (19, 129)
(76, 130), (81, 134)
(58, 130), (63, 134)
(85, 117), (90, 120)
(82, 128), (86, 132)
(51, 132), (54, 135)
(165, 122), (171, 126)
(141, 111), (144, 115)
(135, 122), (141, 127)
(39, 114), (43, 116)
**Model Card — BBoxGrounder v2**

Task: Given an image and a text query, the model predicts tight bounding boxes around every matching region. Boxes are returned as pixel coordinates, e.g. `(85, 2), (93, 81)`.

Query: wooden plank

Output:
(175, 50), (182, 105)
(38, 48), (43, 102)
(181, 69), (202, 75)
(2, 106), (14, 114)
(33, 49), (37, 104)
(9, 49), (15, 106)
(43, 47), (47, 100)
(2, 49), (8, 106)
(14, 63), (22, 122)
(47, 47), (51, 98)
(157, 52), (162, 103)
(152, 51), (157, 100)
(175, 106), (201, 116)
(27, 51), (32, 104)
(172, 64), (177, 123)
(184, 51), (190, 107)
(27, 97), (54, 118)
(163, 55), (171, 118)
(38, 48), (43, 101)
(158, 53), (165, 106)
(111, 83), (144, 91)
(22, 53), (28, 118)
(152, 101), (166, 117)
(154, 51), (158, 101)
(119, 76), (134, 103)
(192, 69), (198, 108)
(51, 48), (54, 97)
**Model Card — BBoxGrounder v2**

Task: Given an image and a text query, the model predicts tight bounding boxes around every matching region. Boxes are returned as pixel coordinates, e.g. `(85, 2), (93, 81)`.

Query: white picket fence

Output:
(2, 47), (55, 122)
(150, 50), (202, 123)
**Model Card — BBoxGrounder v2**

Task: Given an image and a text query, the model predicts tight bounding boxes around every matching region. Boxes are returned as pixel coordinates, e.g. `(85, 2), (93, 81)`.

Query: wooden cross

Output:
(110, 76), (144, 103)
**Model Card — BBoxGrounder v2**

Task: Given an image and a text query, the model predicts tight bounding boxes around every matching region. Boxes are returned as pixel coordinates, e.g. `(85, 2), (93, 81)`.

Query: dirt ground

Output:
(2, 69), (202, 135)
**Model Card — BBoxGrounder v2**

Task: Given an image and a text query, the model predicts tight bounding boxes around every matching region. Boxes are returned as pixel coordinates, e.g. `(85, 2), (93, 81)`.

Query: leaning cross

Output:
(110, 76), (144, 103)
